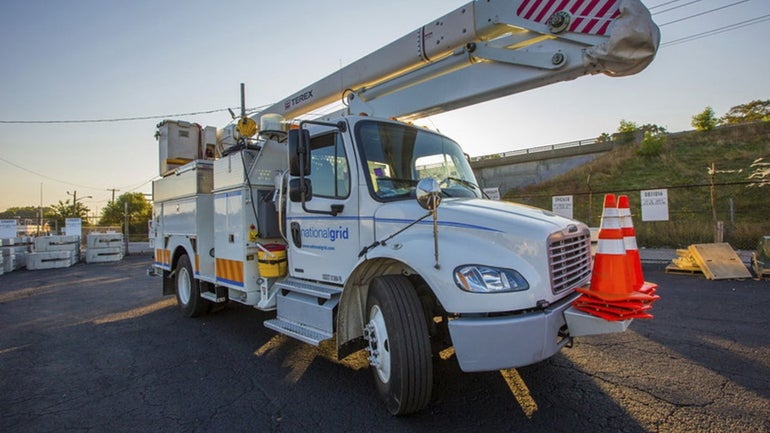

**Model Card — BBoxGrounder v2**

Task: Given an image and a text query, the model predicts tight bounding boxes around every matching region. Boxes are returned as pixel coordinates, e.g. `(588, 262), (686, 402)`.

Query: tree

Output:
(47, 200), (90, 230)
(99, 192), (152, 236)
(633, 123), (667, 157)
(721, 99), (770, 124)
(0, 206), (49, 220)
(614, 119), (639, 144)
(639, 123), (667, 136)
(596, 132), (612, 143)
(637, 130), (665, 157)
(617, 119), (639, 133)
(691, 106), (719, 131)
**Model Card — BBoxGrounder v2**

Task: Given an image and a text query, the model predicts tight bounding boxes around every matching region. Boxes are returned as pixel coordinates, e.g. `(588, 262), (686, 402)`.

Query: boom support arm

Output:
(254, 0), (658, 123)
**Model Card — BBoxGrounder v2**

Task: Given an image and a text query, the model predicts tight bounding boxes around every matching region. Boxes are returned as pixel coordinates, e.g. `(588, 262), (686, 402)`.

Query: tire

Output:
(174, 254), (210, 318)
(364, 275), (433, 415)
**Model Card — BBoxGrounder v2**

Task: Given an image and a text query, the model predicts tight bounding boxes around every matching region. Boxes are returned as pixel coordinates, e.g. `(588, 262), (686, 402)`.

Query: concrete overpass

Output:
(470, 138), (616, 196)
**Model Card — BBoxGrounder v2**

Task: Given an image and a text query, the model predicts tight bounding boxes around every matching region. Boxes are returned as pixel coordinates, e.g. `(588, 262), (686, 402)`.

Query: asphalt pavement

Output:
(0, 254), (768, 433)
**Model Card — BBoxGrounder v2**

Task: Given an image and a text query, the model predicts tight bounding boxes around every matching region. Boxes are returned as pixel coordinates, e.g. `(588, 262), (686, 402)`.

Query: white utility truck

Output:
(151, 0), (659, 414)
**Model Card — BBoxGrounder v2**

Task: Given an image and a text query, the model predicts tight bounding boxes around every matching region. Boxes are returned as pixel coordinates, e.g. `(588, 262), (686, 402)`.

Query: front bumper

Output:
(448, 292), (579, 372)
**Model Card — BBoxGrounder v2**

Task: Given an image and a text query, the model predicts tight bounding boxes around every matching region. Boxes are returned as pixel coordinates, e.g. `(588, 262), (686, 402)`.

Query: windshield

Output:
(355, 120), (481, 201)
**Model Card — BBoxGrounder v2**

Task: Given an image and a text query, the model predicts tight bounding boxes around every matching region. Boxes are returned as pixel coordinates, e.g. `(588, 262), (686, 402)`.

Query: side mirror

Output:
(288, 128), (311, 176)
(289, 178), (313, 202)
(416, 178), (442, 211)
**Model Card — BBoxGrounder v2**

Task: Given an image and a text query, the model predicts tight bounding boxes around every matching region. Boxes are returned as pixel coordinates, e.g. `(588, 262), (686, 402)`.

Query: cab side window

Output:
(309, 133), (350, 198)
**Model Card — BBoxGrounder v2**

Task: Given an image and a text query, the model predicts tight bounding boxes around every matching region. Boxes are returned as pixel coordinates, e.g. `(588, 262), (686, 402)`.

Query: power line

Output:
(652, 0), (706, 15)
(508, 179), (769, 199)
(659, 0), (749, 26)
(124, 176), (160, 194)
(0, 155), (106, 190)
(0, 154), (157, 200)
(662, 14), (770, 47)
(649, 0), (690, 10)
(0, 106), (267, 125)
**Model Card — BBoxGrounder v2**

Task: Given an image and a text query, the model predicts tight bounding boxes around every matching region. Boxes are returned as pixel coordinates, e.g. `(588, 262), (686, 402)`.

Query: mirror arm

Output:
(358, 211), (432, 258)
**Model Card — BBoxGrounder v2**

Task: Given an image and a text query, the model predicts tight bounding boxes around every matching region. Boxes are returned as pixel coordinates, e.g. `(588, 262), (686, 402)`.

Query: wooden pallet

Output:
(665, 264), (704, 276)
(688, 243), (752, 280)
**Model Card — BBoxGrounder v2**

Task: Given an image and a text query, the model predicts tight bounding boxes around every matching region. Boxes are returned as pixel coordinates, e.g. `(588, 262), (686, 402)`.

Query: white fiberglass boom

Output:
(254, 0), (658, 123)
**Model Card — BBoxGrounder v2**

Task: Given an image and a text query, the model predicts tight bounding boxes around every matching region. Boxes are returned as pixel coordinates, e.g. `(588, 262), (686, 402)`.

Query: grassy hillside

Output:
(505, 122), (770, 249)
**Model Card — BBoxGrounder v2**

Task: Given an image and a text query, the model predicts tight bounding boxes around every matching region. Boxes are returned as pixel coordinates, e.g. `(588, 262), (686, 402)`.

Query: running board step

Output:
(274, 277), (342, 300)
(200, 285), (227, 303)
(200, 292), (226, 303)
(264, 318), (333, 346)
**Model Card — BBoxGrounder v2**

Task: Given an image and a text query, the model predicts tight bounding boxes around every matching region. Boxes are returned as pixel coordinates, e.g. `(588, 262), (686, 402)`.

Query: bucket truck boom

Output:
(252, 0), (658, 123)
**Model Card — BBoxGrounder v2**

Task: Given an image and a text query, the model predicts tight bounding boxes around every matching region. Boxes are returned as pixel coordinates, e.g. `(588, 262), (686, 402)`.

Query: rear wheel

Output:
(364, 275), (432, 415)
(175, 254), (210, 317)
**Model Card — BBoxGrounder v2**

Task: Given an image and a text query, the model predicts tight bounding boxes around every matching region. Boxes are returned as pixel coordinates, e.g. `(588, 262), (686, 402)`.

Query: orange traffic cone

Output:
(575, 194), (660, 321)
(577, 194), (655, 302)
(617, 195), (658, 295)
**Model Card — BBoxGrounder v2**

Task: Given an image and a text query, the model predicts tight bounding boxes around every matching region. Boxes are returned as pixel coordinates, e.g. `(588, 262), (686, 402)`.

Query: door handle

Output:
(290, 222), (302, 248)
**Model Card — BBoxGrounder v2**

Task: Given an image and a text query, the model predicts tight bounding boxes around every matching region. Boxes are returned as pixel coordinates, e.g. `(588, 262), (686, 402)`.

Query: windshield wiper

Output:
(440, 176), (481, 194)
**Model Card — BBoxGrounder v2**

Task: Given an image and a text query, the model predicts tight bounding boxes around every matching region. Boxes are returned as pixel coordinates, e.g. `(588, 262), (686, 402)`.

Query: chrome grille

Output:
(548, 230), (592, 295)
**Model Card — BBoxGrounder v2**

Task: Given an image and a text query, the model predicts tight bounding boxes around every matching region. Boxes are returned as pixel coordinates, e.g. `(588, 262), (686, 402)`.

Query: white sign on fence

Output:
(65, 218), (82, 238)
(641, 189), (669, 221)
(0, 219), (17, 238)
(552, 195), (573, 219)
(483, 187), (501, 201)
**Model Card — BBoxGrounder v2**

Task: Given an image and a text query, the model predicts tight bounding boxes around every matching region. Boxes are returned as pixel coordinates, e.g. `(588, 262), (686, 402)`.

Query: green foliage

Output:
(99, 192), (152, 235)
(640, 123), (667, 136)
(691, 106), (719, 131)
(617, 119), (638, 133)
(614, 119), (639, 144)
(0, 206), (49, 220)
(596, 132), (612, 143)
(637, 130), (665, 157)
(721, 99), (770, 124)
(47, 200), (90, 229)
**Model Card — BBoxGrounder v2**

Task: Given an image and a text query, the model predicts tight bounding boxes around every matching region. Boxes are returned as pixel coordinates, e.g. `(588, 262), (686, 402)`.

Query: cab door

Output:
(286, 128), (360, 284)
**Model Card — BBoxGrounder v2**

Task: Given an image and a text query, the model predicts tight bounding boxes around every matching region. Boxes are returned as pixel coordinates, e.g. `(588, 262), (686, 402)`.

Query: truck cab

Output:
(285, 115), (591, 372)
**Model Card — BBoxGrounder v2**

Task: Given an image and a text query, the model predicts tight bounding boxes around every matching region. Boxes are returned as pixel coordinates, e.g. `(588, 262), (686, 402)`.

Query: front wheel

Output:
(364, 275), (432, 415)
(174, 254), (210, 317)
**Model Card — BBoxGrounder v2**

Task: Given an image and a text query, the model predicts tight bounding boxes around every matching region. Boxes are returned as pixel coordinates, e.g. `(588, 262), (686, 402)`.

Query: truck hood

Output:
(373, 198), (580, 241)
(371, 198), (590, 314)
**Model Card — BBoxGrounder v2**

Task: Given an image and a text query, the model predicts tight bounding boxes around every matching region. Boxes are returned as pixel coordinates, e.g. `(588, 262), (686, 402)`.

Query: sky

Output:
(1, 0), (768, 215)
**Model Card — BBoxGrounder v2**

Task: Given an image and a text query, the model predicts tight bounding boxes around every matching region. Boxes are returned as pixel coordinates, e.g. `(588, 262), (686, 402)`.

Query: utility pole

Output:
(107, 188), (120, 203)
(709, 162), (721, 243)
(124, 201), (130, 256)
(67, 190), (78, 217)
(38, 183), (43, 236)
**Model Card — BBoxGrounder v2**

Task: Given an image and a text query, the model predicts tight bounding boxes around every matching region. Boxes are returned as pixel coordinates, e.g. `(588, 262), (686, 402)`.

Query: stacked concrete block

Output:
(86, 233), (124, 263)
(1, 237), (33, 273)
(0, 240), (11, 274)
(27, 235), (80, 270)
(1, 253), (14, 274)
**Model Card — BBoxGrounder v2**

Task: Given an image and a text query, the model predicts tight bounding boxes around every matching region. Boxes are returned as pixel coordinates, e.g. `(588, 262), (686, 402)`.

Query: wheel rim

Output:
(178, 266), (192, 305)
(365, 305), (391, 383)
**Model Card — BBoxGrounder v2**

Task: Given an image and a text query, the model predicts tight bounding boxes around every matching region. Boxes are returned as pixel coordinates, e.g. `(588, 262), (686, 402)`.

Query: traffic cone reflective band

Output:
(574, 194), (659, 321)
(576, 194), (653, 301)
(617, 195), (658, 295)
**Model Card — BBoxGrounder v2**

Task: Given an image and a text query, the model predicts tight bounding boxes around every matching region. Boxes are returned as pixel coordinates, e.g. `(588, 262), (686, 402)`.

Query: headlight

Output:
(453, 265), (529, 293)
